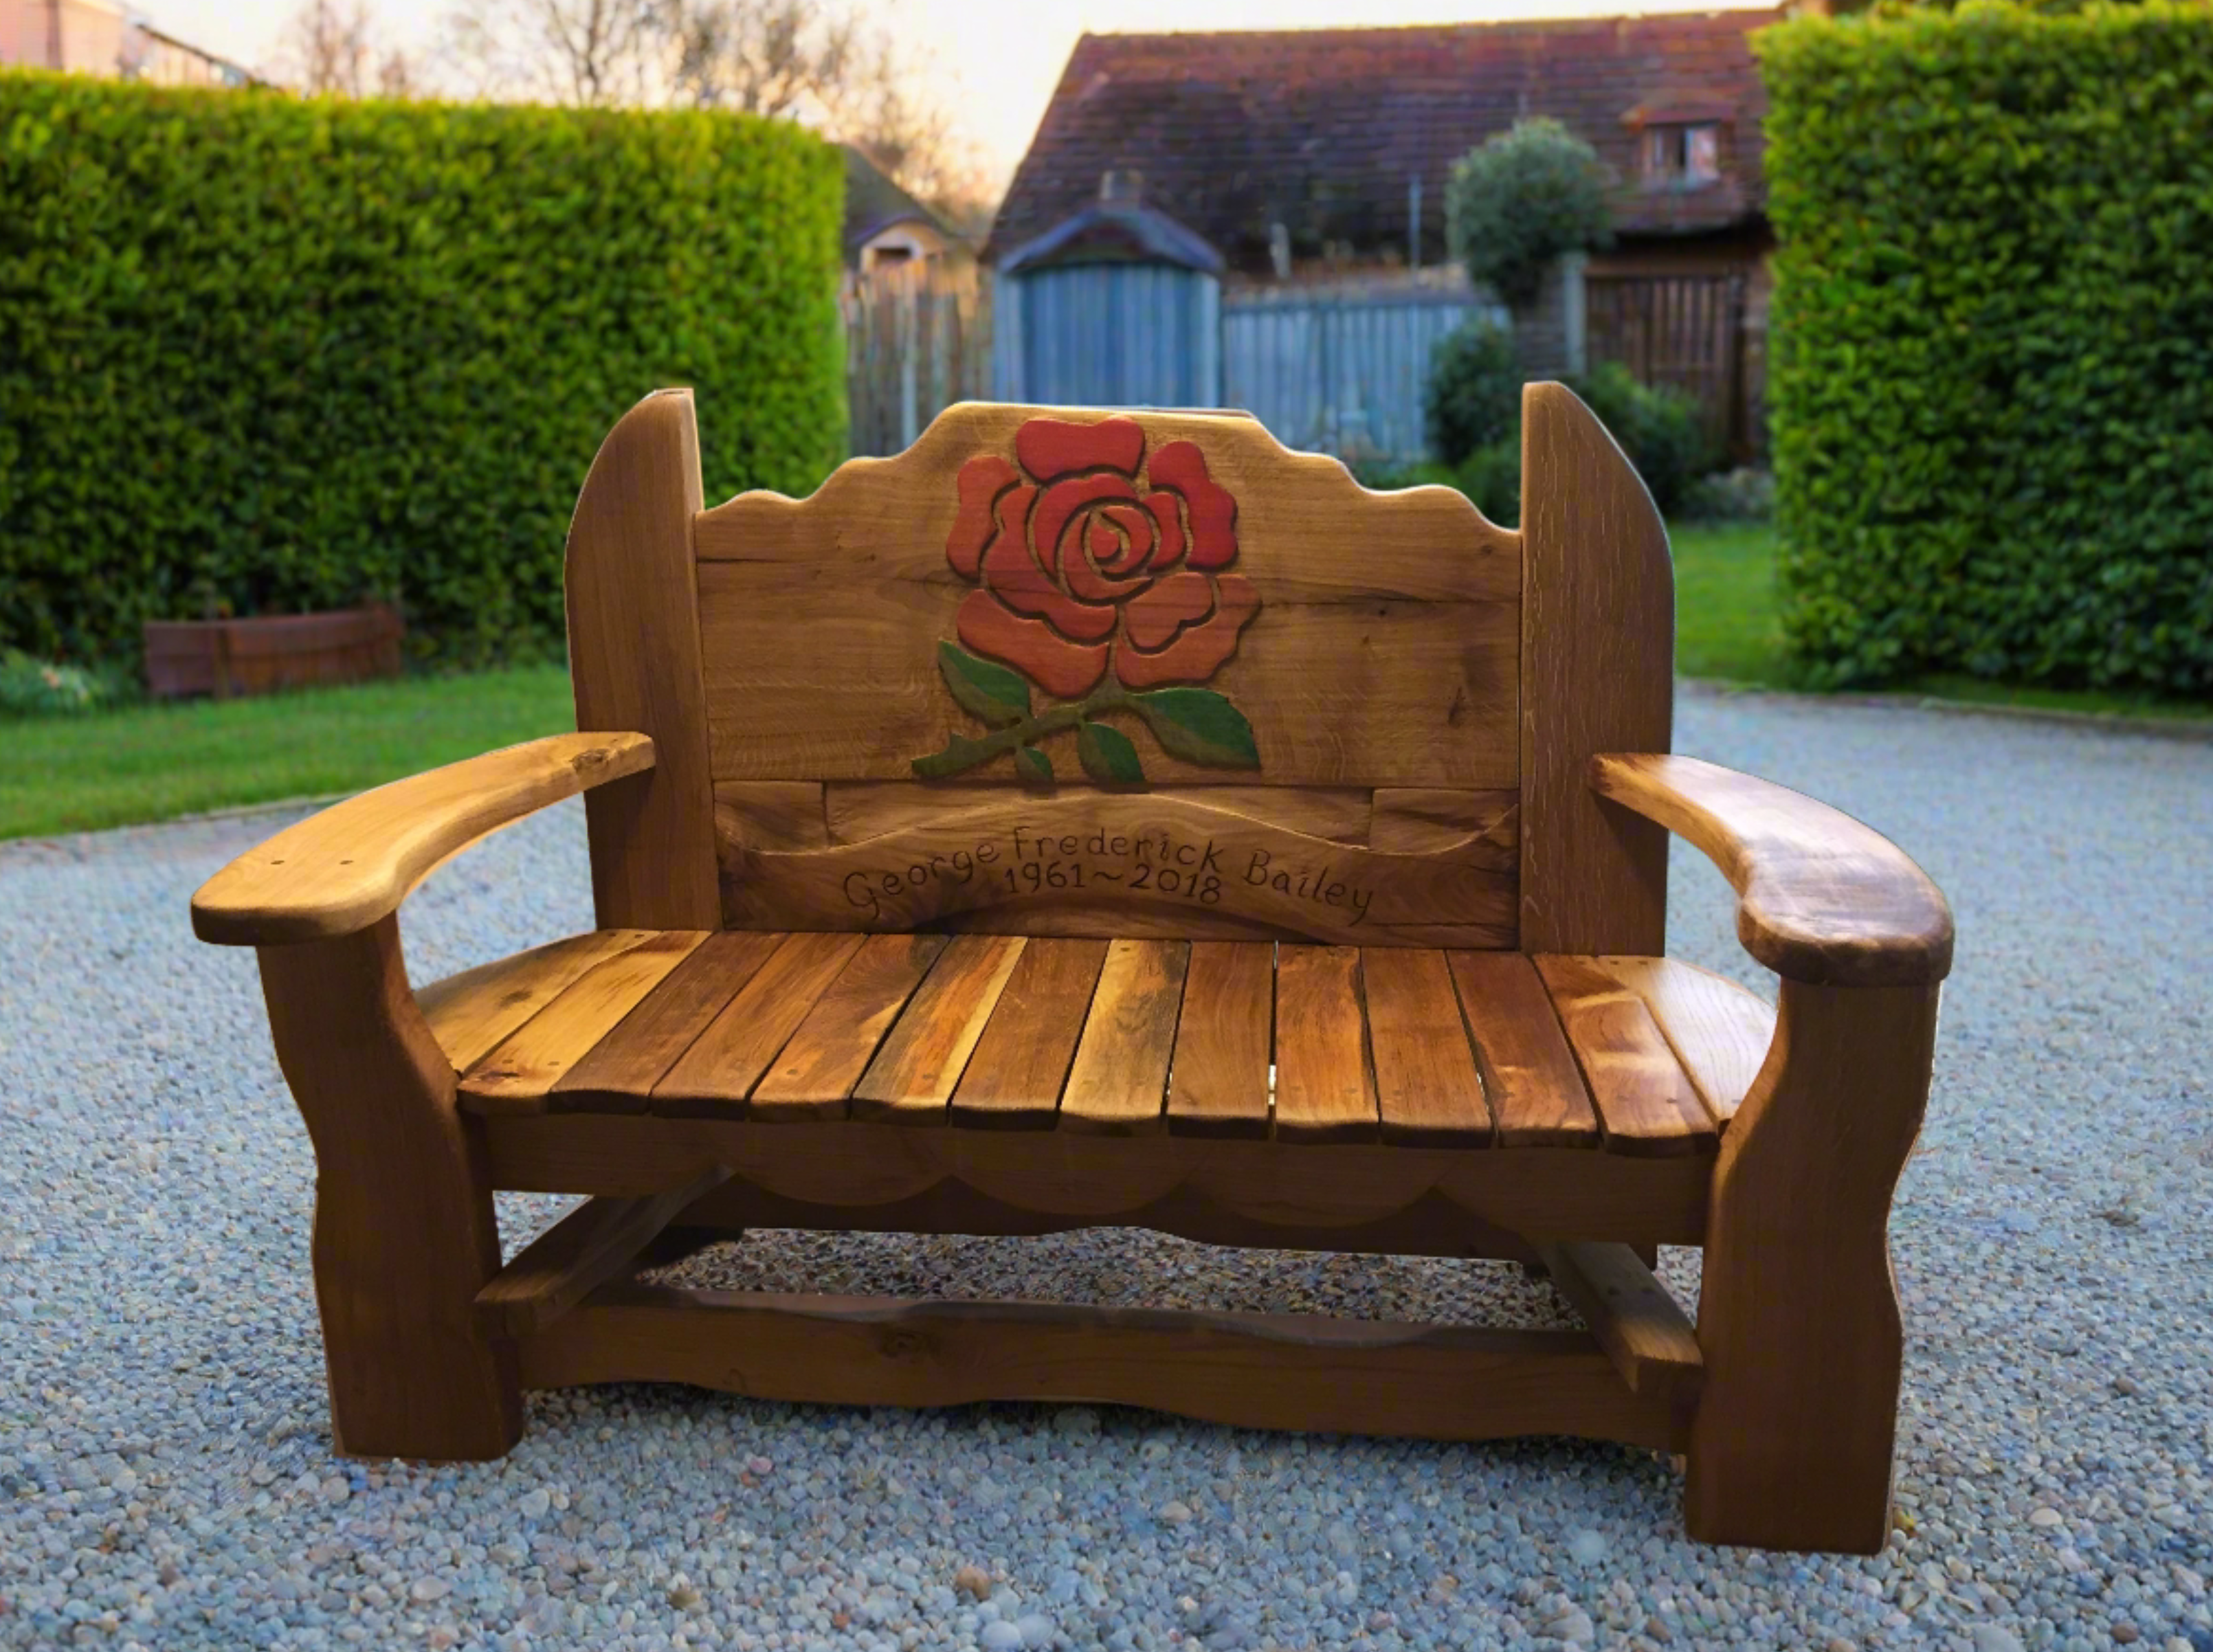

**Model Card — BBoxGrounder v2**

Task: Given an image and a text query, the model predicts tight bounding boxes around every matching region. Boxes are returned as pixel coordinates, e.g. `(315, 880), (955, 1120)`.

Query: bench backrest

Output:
(564, 388), (1673, 956)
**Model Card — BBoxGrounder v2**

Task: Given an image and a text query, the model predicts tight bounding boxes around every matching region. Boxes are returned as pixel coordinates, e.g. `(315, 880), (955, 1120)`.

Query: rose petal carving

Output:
(982, 522), (1117, 642)
(957, 590), (1110, 700)
(1016, 416), (1144, 482)
(1117, 574), (1260, 689)
(1098, 504), (1155, 572)
(1142, 494), (1184, 570)
(948, 456), (1019, 579)
(1148, 441), (1238, 570)
(1121, 568), (1214, 651)
(1032, 473), (1142, 588)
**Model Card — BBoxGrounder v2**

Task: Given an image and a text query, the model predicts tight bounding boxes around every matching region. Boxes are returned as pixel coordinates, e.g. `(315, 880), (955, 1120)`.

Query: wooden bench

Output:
(191, 385), (1953, 1554)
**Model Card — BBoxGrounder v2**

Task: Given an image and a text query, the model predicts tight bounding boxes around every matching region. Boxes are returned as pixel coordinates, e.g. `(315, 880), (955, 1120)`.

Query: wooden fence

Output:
(1583, 273), (1757, 459)
(843, 259), (991, 458)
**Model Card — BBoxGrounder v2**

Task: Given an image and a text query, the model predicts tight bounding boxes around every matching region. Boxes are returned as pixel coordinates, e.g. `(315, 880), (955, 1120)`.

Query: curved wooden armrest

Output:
(1589, 752), (1953, 987)
(191, 733), (656, 947)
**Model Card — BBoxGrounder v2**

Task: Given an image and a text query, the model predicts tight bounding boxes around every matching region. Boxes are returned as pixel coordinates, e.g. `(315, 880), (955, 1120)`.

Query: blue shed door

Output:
(1004, 265), (1221, 407)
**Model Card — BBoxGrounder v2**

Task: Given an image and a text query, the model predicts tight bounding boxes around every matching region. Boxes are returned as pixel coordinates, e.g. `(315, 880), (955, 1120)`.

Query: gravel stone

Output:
(3, 688), (2210, 1652)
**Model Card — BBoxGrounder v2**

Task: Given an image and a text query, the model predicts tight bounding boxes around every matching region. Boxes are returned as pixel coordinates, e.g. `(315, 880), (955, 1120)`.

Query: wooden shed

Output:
(990, 180), (1223, 408)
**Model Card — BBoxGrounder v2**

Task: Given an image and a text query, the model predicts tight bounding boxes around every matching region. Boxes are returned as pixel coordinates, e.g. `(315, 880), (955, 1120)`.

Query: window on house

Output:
(1642, 123), (1722, 186)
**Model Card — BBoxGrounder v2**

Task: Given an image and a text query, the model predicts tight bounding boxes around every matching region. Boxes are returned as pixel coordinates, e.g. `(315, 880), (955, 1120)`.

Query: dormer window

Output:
(1642, 122), (1722, 187)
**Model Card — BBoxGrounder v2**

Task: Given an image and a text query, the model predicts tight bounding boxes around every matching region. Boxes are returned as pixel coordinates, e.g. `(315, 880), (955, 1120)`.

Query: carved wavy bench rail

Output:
(193, 385), (1951, 1555)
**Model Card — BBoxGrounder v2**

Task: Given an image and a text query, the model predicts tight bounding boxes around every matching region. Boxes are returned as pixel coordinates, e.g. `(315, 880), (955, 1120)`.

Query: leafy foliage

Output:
(1423, 320), (1522, 467)
(1568, 361), (1716, 522)
(1444, 118), (1612, 309)
(1759, 3), (2213, 691)
(0, 74), (846, 667)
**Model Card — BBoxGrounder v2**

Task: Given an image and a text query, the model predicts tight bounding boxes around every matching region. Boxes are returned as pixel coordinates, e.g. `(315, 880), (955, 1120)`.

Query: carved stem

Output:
(911, 683), (1133, 777)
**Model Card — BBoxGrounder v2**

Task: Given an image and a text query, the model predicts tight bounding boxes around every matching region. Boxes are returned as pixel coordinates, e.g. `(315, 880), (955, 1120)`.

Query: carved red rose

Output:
(944, 416), (1261, 700)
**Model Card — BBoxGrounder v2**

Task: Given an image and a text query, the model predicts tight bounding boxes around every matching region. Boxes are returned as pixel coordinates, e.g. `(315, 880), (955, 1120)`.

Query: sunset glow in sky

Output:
(146, 0), (1760, 181)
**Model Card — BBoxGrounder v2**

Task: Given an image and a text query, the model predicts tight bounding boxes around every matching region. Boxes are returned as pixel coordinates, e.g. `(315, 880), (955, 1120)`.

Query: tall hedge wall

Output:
(1759, 4), (2213, 692)
(0, 75), (845, 665)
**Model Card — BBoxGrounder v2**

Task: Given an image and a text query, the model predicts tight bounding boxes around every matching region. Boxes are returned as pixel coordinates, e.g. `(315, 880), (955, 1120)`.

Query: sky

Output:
(150, 0), (1754, 182)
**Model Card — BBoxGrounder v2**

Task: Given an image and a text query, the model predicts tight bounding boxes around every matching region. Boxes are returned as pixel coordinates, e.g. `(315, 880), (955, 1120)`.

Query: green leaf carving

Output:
(936, 640), (1031, 727)
(1131, 689), (1260, 770)
(1076, 720), (1146, 785)
(1014, 745), (1053, 784)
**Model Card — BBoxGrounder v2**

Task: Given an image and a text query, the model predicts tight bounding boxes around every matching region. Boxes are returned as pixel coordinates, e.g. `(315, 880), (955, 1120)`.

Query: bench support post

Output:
(1685, 979), (1939, 1552)
(258, 917), (522, 1461)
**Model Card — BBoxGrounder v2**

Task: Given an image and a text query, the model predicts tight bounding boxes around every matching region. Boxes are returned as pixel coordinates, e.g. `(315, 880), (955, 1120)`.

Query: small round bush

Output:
(1425, 320), (1522, 467)
(1566, 361), (1717, 518)
(1445, 118), (1612, 309)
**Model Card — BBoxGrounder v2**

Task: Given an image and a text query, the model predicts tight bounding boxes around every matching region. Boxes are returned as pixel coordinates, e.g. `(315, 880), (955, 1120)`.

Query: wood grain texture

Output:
(950, 938), (1108, 1130)
(751, 934), (952, 1119)
(1444, 950), (1599, 1148)
(1059, 940), (1190, 1135)
(416, 930), (659, 1072)
(191, 733), (655, 946)
(518, 1286), (1685, 1452)
(1594, 956), (1775, 1130)
(1273, 946), (1377, 1144)
(551, 930), (790, 1111)
(852, 935), (1027, 1120)
(1589, 753), (1955, 987)
(257, 918), (520, 1460)
(1361, 948), (1491, 1148)
(482, 1115), (1715, 1244)
(1687, 980), (1940, 1554)
(1518, 381), (1672, 957)
(461, 932), (709, 1113)
(567, 389), (721, 930)
(719, 792), (1515, 948)
(1368, 789), (1519, 859)
(825, 782), (1375, 847)
(474, 1165), (733, 1337)
(713, 782), (829, 851)
(1166, 941), (1275, 1139)
(693, 402), (1519, 789)
(652, 933), (867, 1115)
(1537, 955), (1717, 1157)
(1535, 1239), (1702, 1398)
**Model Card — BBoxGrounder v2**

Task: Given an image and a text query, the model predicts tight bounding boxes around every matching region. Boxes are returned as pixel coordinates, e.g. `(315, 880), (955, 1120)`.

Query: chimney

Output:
(1099, 168), (1144, 205)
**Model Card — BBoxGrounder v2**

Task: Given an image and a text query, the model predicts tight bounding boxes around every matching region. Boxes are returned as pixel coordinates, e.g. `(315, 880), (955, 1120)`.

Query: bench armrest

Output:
(1589, 752), (1953, 987)
(191, 733), (656, 946)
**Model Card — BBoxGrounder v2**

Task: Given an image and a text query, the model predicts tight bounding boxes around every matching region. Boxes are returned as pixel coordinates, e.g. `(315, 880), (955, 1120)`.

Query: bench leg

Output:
(258, 917), (522, 1461)
(1685, 980), (1939, 1554)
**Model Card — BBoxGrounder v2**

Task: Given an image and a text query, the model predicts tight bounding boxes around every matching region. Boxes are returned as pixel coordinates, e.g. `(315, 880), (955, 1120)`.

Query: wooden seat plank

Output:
(1593, 956), (1775, 1130)
(852, 935), (1027, 1121)
(1273, 945), (1377, 1143)
(652, 933), (869, 1116)
(551, 930), (790, 1112)
(1058, 940), (1190, 1136)
(461, 931), (709, 1113)
(1165, 941), (1276, 1139)
(1361, 948), (1491, 1148)
(1443, 951), (1600, 1148)
(750, 934), (953, 1120)
(418, 929), (660, 1072)
(950, 939), (1110, 1130)
(1536, 955), (1717, 1157)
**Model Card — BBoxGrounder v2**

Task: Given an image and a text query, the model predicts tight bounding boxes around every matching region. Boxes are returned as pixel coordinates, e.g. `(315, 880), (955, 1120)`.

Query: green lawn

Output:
(3, 529), (2204, 842)
(1, 663), (576, 840)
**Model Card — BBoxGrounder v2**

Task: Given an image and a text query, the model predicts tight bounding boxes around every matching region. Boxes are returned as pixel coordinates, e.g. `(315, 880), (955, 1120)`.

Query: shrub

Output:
(1445, 118), (1612, 309)
(1682, 467), (1777, 524)
(1566, 361), (1716, 520)
(1759, 3), (2213, 691)
(0, 650), (120, 716)
(0, 75), (846, 667)
(1424, 320), (1522, 467)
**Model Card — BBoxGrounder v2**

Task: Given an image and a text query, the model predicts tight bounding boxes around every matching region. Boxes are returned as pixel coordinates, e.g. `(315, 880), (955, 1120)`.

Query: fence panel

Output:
(1221, 285), (1506, 462)
(843, 260), (992, 458)
(1583, 273), (1749, 458)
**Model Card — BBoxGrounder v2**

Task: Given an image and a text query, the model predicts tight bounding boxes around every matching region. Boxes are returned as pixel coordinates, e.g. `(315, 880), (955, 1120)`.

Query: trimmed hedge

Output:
(0, 75), (845, 665)
(1759, 3), (2213, 691)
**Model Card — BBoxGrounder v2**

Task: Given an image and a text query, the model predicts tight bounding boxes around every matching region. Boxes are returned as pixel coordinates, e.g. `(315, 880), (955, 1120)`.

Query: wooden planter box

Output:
(144, 605), (404, 700)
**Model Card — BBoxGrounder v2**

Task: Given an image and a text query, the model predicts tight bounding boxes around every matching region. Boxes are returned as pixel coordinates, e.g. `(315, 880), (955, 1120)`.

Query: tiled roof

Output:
(987, 10), (1780, 272)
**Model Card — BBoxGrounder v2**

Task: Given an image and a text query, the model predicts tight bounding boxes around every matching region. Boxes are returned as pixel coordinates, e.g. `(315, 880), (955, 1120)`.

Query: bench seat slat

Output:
(1166, 941), (1275, 1139)
(652, 933), (867, 1117)
(1536, 955), (1718, 1157)
(1444, 952), (1601, 1148)
(551, 930), (789, 1112)
(1590, 956), (1775, 1130)
(419, 929), (662, 1073)
(1058, 940), (1190, 1135)
(750, 934), (952, 1119)
(1274, 945), (1378, 1143)
(1363, 948), (1492, 1148)
(852, 935), (1027, 1121)
(951, 939), (1110, 1130)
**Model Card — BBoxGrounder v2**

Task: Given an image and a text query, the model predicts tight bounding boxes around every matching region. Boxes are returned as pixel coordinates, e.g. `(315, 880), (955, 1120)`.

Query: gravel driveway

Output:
(2, 689), (2208, 1652)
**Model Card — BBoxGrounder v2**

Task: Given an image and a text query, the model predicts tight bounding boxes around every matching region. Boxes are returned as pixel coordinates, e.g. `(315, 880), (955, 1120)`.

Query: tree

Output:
(270, 0), (424, 97)
(1445, 117), (1612, 309)
(441, 0), (658, 106)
